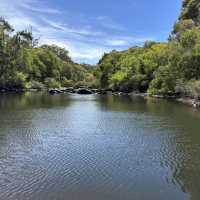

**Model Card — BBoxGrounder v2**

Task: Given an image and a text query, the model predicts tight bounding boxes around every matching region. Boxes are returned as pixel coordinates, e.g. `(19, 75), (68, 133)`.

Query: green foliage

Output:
(180, 0), (200, 24)
(109, 71), (128, 90)
(41, 45), (72, 62)
(1, 0), (200, 97)
(173, 19), (195, 37)
(98, 43), (168, 92)
(28, 80), (45, 90)
(61, 78), (74, 87)
(0, 18), (96, 89)
(74, 81), (88, 89)
(148, 66), (175, 95)
(44, 78), (61, 88)
(176, 79), (200, 99)
(11, 72), (28, 89)
(98, 0), (200, 97)
(98, 28), (200, 95)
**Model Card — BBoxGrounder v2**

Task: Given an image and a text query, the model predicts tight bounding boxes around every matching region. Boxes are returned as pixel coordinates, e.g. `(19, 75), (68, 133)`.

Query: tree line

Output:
(1, 0), (200, 99)
(0, 18), (97, 90)
(97, 0), (200, 99)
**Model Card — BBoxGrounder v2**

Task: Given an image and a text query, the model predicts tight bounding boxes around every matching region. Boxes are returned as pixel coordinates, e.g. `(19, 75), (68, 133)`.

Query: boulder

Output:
(91, 89), (100, 94)
(65, 87), (75, 93)
(0, 89), (6, 93)
(77, 88), (93, 95)
(99, 89), (114, 95)
(48, 88), (62, 94)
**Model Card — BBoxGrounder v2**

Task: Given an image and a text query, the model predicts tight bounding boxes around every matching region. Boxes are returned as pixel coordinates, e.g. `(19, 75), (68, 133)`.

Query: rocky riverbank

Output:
(48, 87), (129, 95)
(1, 87), (200, 109)
(0, 87), (128, 95)
(49, 88), (200, 108)
(147, 94), (200, 108)
(175, 97), (200, 108)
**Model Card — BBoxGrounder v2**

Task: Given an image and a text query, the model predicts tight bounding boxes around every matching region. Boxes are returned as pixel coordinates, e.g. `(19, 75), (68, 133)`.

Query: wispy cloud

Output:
(20, 3), (62, 14)
(41, 18), (104, 37)
(0, 0), (154, 63)
(95, 16), (126, 31)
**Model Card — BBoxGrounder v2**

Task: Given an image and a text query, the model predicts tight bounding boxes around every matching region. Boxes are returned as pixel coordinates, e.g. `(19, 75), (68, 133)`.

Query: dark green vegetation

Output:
(1, 0), (200, 99)
(97, 0), (200, 99)
(0, 18), (97, 90)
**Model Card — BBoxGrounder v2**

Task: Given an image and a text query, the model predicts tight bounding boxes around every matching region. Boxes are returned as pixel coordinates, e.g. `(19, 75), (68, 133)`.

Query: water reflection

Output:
(0, 92), (72, 110)
(97, 95), (200, 200)
(0, 93), (200, 200)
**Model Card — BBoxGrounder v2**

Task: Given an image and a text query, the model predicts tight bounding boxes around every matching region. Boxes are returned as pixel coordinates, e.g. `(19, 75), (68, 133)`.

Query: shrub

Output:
(74, 81), (88, 89)
(10, 72), (27, 88)
(44, 78), (61, 88)
(148, 66), (175, 95)
(88, 79), (100, 89)
(109, 71), (128, 90)
(61, 78), (74, 87)
(28, 80), (45, 90)
(176, 80), (200, 99)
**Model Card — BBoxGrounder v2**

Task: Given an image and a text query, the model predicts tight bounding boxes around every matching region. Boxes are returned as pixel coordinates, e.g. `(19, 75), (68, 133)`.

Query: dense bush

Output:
(176, 80), (200, 99)
(0, 18), (96, 89)
(97, 0), (200, 97)
(44, 78), (61, 89)
(28, 80), (45, 90)
(61, 78), (74, 87)
(1, 0), (200, 96)
(98, 43), (168, 92)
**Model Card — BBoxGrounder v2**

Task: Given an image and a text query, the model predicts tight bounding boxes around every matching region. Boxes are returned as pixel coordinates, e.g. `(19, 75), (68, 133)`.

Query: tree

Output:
(0, 17), (95, 89)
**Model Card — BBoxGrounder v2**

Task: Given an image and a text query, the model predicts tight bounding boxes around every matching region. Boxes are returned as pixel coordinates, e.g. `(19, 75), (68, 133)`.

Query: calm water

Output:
(0, 93), (200, 200)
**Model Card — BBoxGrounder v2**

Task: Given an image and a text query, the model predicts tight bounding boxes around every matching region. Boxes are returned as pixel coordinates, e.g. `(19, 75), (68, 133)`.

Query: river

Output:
(0, 92), (200, 200)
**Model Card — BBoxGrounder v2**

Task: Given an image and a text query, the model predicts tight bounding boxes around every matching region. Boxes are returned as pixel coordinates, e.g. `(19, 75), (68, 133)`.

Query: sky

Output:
(0, 0), (181, 64)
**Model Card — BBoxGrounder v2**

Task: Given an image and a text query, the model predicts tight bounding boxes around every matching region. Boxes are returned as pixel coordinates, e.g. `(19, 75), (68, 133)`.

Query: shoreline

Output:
(131, 93), (200, 109)
(0, 88), (200, 109)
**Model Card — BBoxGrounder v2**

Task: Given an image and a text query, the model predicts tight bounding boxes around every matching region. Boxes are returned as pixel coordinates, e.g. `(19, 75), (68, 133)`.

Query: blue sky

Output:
(0, 0), (181, 64)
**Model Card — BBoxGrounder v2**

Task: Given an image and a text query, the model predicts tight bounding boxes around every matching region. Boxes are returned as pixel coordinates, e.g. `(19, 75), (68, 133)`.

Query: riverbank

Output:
(139, 93), (200, 109)
(1, 87), (200, 109)
(0, 87), (130, 96)
(175, 97), (200, 108)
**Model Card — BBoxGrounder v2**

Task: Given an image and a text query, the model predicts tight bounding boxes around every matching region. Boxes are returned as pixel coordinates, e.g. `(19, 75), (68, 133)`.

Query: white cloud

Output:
(0, 0), (154, 63)
(40, 38), (112, 64)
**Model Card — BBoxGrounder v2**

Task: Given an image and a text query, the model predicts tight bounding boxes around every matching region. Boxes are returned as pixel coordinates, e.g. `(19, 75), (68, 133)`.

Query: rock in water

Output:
(77, 88), (93, 95)
(49, 88), (62, 94)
